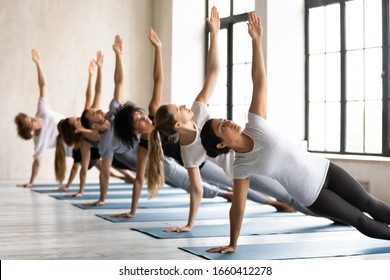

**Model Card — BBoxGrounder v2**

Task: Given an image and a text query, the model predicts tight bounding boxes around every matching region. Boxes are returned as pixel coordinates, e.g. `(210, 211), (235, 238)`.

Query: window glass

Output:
(308, 102), (325, 151)
(233, 0), (255, 14)
(309, 7), (325, 54)
(232, 63), (252, 126)
(346, 50), (364, 101)
(365, 100), (382, 153)
(365, 48), (382, 100)
(309, 54), (325, 102)
(346, 101), (364, 153)
(326, 4), (340, 52)
(233, 22), (252, 64)
(326, 53), (341, 102)
(208, 0), (231, 17)
(325, 102), (341, 151)
(209, 29), (228, 118)
(364, 0), (382, 48)
(346, 0), (364, 50)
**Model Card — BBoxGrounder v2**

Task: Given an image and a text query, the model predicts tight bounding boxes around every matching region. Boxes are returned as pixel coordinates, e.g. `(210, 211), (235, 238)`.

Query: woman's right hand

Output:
(111, 212), (134, 218)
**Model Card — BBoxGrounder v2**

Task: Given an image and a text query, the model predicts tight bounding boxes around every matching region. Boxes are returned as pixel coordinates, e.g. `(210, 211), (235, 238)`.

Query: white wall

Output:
(1, 0), (155, 182)
(0, 0), (206, 183)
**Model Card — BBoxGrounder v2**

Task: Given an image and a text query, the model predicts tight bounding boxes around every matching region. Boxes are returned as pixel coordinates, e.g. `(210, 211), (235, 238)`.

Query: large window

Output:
(206, 0), (255, 126)
(306, 0), (390, 156)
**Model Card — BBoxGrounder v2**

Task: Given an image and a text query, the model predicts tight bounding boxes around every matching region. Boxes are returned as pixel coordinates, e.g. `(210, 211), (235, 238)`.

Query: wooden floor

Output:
(1, 179), (390, 260)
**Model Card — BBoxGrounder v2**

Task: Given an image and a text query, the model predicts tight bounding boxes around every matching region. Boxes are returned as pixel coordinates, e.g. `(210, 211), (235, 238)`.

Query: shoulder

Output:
(191, 101), (210, 128)
(247, 112), (266, 124)
(109, 99), (121, 111)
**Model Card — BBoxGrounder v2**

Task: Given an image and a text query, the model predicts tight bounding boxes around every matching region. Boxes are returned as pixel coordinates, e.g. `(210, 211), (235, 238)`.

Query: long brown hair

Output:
(54, 119), (82, 184)
(147, 105), (179, 197)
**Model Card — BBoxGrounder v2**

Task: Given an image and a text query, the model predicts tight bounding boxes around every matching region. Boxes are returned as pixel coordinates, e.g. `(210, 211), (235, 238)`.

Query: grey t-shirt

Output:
(233, 113), (329, 206)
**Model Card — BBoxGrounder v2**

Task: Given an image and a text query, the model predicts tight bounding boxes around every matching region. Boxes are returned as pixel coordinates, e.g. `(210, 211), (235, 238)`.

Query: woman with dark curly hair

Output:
(14, 49), (71, 188)
(112, 26), (234, 220)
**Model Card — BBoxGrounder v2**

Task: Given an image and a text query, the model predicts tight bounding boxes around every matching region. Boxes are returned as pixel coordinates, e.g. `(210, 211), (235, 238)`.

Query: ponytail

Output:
(146, 105), (180, 197)
(55, 134), (66, 184)
(147, 128), (165, 197)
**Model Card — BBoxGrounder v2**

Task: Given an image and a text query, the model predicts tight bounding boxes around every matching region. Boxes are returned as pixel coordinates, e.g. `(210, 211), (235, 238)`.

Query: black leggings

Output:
(308, 162), (390, 240)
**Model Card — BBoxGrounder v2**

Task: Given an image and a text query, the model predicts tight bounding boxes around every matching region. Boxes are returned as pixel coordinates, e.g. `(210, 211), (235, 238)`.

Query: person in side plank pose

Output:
(200, 12), (390, 253)
(80, 35), (138, 206)
(14, 49), (71, 188)
(56, 52), (135, 196)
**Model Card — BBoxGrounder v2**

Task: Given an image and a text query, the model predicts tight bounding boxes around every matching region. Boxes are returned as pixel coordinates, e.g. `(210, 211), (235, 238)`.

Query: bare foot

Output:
(219, 187), (234, 202)
(268, 199), (296, 213)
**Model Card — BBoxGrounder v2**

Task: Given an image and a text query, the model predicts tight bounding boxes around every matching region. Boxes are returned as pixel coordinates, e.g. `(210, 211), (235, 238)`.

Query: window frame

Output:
(305, 0), (390, 156)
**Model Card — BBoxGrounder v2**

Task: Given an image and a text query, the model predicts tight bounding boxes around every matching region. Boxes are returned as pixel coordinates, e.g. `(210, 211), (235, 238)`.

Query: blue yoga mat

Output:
(96, 206), (301, 222)
(32, 182), (127, 188)
(32, 187), (132, 194)
(51, 191), (188, 200)
(179, 237), (390, 260)
(74, 199), (229, 211)
(131, 216), (354, 239)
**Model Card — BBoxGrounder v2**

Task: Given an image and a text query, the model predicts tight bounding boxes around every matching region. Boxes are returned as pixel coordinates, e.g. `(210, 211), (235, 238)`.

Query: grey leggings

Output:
(200, 160), (308, 213)
(163, 157), (223, 198)
(308, 162), (390, 240)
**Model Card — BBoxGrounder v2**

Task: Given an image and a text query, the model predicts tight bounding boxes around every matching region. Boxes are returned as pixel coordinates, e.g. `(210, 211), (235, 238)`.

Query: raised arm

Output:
(84, 60), (96, 110)
(148, 28), (163, 117)
(112, 35), (124, 103)
(92, 51), (104, 109)
(31, 49), (47, 99)
(113, 30), (164, 218)
(195, 6), (220, 104)
(247, 12), (267, 118)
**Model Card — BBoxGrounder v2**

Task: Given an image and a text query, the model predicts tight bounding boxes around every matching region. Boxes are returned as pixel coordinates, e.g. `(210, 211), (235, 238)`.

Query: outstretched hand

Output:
(207, 245), (235, 254)
(64, 192), (83, 198)
(88, 59), (97, 76)
(95, 50), (104, 68)
(31, 49), (40, 64)
(247, 12), (262, 40)
(56, 186), (69, 192)
(112, 35), (123, 55)
(205, 6), (220, 33)
(112, 212), (135, 218)
(148, 28), (162, 48)
(163, 225), (192, 233)
(17, 183), (32, 188)
(83, 200), (104, 206)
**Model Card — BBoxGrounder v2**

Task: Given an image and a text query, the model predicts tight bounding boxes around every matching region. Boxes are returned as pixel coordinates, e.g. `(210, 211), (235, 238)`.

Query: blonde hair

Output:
(147, 128), (165, 197)
(54, 134), (66, 184)
(147, 105), (179, 197)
